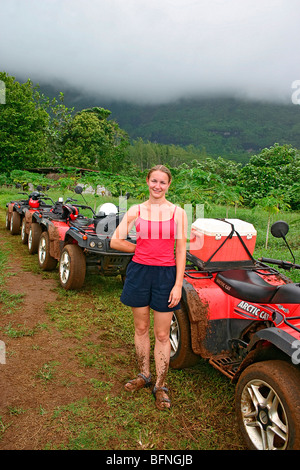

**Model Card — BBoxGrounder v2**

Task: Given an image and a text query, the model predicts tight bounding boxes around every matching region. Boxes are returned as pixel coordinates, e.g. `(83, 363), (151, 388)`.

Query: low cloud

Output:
(1, 0), (299, 104)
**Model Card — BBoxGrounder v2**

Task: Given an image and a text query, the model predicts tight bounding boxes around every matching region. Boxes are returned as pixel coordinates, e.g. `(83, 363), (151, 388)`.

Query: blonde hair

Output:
(147, 165), (172, 183)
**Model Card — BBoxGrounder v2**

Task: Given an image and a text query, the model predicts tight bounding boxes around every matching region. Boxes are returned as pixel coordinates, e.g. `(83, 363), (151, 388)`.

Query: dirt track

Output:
(0, 232), (103, 449)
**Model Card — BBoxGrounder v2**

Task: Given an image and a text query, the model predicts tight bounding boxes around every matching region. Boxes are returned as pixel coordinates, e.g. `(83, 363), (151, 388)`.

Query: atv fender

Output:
(24, 210), (33, 234)
(232, 327), (300, 382)
(48, 224), (63, 260)
(248, 326), (298, 359)
(6, 203), (14, 224)
(181, 279), (210, 357)
(25, 210), (33, 222)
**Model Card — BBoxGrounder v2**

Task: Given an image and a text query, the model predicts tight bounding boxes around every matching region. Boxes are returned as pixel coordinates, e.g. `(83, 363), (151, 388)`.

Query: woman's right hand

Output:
(110, 205), (138, 252)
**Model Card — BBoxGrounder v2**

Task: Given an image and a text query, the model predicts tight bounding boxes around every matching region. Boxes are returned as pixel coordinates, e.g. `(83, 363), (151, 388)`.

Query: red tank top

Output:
(132, 205), (177, 266)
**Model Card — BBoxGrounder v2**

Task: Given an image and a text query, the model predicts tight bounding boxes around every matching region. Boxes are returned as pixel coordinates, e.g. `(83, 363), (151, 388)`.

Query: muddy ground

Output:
(0, 232), (117, 450)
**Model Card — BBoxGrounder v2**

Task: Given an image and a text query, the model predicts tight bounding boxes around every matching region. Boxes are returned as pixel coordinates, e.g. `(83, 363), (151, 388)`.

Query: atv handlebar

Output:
(17, 191), (54, 205)
(259, 257), (300, 270)
(73, 204), (96, 215)
(66, 197), (77, 203)
(40, 196), (55, 204)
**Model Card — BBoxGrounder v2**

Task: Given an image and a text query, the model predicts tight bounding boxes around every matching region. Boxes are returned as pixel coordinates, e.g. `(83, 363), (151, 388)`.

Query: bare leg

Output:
(153, 310), (173, 408)
(133, 306), (151, 375)
(125, 306), (151, 390)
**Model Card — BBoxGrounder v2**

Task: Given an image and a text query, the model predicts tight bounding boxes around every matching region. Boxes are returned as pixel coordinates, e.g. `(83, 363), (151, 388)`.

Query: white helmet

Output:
(99, 203), (118, 215)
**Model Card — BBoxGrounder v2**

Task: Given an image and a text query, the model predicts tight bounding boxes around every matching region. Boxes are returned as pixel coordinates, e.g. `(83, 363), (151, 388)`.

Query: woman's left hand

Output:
(168, 285), (182, 308)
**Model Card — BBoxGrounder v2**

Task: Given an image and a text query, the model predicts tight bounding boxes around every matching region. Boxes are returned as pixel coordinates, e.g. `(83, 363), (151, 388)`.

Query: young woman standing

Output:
(111, 165), (187, 410)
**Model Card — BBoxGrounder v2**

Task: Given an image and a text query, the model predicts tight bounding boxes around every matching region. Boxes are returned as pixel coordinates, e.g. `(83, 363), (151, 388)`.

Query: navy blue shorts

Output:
(120, 261), (181, 312)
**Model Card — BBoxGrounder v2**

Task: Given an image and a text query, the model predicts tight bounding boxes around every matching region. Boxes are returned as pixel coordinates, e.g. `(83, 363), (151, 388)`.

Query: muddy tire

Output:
(169, 304), (200, 369)
(38, 231), (57, 271)
(10, 211), (21, 235)
(28, 224), (42, 254)
(21, 219), (28, 244)
(59, 244), (86, 290)
(235, 360), (300, 450)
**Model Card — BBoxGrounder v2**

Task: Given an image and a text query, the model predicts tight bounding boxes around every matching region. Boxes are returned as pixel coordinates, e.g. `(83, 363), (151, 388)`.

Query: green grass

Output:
(0, 187), (299, 450)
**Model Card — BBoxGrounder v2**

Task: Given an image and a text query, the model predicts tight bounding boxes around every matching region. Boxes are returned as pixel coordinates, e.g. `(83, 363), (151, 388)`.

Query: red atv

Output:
(5, 185), (54, 242)
(29, 186), (134, 290)
(169, 218), (300, 450)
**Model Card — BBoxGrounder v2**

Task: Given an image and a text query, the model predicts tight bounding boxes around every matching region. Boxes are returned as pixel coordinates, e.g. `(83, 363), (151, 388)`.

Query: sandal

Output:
(152, 386), (171, 410)
(124, 373), (152, 392)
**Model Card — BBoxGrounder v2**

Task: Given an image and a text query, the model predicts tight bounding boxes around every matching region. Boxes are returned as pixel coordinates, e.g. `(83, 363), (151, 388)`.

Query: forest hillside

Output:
(38, 80), (300, 164)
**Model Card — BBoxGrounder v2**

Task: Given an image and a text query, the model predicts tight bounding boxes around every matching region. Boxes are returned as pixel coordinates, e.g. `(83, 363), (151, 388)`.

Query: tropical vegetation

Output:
(0, 72), (299, 216)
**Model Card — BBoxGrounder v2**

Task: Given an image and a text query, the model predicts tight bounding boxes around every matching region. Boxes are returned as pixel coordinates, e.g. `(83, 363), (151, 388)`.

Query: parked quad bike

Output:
(29, 186), (135, 290)
(169, 219), (300, 450)
(5, 184), (55, 241)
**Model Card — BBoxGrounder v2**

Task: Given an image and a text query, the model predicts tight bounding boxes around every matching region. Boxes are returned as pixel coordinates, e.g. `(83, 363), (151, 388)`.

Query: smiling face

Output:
(146, 170), (171, 201)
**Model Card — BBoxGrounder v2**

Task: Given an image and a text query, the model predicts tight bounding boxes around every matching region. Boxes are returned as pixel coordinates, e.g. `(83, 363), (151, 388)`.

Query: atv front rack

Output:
(186, 251), (255, 272)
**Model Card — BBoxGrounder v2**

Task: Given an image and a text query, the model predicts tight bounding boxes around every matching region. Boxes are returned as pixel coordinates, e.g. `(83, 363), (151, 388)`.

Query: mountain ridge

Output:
(32, 79), (300, 164)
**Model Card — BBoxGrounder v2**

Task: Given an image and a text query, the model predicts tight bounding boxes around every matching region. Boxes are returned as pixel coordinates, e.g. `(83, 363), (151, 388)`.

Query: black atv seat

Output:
(271, 282), (300, 304)
(48, 212), (66, 220)
(72, 217), (94, 227)
(215, 270), (278, 303)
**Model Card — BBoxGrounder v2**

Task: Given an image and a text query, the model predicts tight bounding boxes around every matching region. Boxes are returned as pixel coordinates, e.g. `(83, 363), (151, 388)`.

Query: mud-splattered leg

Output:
(133, 306), (151, 375)
(153, 310), (173, 408)
(125, 306), (151, 391)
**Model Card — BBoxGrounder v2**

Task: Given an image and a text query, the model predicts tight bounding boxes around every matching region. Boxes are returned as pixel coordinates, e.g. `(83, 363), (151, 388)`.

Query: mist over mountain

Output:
(3, 0), (300, 165)
(2, 0), (299, 105)
(36, 79), (300, 164)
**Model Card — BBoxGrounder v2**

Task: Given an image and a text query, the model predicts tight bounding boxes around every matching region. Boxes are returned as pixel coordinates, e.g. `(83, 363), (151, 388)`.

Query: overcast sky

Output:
(1, 0), (299, 104)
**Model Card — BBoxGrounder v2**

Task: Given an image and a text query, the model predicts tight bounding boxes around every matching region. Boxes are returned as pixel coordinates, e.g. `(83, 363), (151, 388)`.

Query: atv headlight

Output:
(97, 241), (103, 249)
(89, 241), (96, 248)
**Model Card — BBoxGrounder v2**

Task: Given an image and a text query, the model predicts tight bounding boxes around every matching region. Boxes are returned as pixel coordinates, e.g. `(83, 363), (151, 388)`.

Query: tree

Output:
(0, 72), (49, 173)
(215, 184), (243, 217)
(193, 156), (242, 186)
(240, 144), (300, 209)
(33, 90), (74, 165)
(254, 192), (290, 248)
(62, 107), (129, 171)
